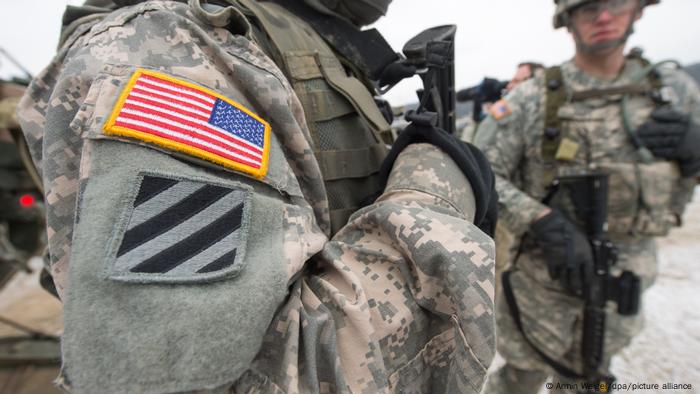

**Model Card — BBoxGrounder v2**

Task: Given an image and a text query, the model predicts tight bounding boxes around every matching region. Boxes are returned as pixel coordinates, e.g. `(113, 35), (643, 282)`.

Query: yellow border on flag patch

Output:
(104, 68), (271, 179)
(490, 99), (512, 121)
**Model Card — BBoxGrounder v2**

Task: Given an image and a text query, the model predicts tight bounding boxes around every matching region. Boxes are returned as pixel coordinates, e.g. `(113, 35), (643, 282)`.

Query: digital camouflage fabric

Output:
(17, 1), (496, 393)
(475, 58), (700, 393)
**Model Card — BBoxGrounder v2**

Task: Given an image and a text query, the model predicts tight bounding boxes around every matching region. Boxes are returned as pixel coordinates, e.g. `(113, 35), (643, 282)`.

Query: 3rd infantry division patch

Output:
(104, 69), (271, 179)
(108, 174), (250, 283)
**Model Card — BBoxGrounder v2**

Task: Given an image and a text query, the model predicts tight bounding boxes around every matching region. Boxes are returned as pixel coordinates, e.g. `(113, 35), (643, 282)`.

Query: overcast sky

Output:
(1, 0), (699, 104)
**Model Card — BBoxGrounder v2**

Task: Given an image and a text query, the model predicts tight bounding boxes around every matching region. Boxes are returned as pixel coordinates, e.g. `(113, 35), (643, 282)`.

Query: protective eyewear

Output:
(571, 0), (638, 23)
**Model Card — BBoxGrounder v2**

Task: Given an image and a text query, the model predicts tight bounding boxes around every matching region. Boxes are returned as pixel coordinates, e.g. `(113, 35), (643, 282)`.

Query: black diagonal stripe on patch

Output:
(196, 249), (237, 274)
(117, 184), (233, 257)
(130, 202), (244, 274)
(133, 176), (179, 207)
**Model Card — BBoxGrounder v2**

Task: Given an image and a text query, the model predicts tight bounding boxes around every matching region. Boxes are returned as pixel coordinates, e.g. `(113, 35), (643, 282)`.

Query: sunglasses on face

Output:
(571, 0), (638, 23)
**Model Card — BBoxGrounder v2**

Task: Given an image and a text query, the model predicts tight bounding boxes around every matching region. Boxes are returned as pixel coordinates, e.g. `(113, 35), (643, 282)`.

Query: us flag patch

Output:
(104, 69), (271, 179)
(490, 99), (512, 121)
(109, 174), (250, 283)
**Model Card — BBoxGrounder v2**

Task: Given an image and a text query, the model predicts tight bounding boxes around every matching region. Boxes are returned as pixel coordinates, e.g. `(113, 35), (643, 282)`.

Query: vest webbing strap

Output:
(238, 0), (390, 136)
(237, 0), (389, 235)
(316, 144), (386, 181)
(268, 0), (398, 81)
(570, 85), (652, 101)
(541, 58), (664, 186)
(542, 66), (566, 186)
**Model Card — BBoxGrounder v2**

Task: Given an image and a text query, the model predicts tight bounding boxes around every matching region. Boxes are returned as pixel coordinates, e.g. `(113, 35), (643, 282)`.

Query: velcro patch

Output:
(108, 174), (250, 283)
(490, 99), (512, 120)
(104, 69), (271, 179)
(555, 137), (580, 161)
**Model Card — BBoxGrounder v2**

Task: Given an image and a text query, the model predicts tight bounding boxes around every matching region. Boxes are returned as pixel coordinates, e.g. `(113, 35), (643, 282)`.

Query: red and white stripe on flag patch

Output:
(104, 69), (271, 179)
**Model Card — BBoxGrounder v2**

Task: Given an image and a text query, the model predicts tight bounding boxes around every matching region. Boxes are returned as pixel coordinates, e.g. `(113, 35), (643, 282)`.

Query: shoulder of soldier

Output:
(508, 72), (546, 105)
(48, 0), (285, 96)
(474, 75), (545, 146)
(488, 72), (546, 125)
(656, 64), (700, 101)
(66, 2), (252, 62)
(75, 1), (223, 46)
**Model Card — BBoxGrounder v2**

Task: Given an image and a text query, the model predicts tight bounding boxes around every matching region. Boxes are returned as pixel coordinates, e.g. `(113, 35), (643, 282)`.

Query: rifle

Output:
(456, 78), (508, 122)
(502, 173), (641, 386)
(401, 25), (457, 135)
(545, 174), (640, 385)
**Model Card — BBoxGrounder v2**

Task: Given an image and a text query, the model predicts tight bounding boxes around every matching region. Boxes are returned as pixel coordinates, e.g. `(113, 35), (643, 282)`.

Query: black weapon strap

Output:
(501, 266), (588, 381)
(267, 0), (399, 81)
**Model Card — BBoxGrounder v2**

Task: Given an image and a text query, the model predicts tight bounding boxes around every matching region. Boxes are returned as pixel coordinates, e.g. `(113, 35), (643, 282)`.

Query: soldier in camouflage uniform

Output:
(17, 0), (497, 392)
(475, 0), (700, 392)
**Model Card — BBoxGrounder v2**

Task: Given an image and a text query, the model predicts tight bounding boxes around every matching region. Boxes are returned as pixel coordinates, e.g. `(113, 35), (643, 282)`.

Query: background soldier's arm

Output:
(473, 81), (549, 237)
(659, 67), (700, 223)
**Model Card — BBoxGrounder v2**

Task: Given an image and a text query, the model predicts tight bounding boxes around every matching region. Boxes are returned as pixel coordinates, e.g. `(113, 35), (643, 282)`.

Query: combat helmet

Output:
(303, 0), (392, 26)
(553, 0), (660, 29)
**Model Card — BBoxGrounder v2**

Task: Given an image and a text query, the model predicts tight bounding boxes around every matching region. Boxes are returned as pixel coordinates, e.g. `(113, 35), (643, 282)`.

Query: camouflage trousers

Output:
(484, 236), (658, 394)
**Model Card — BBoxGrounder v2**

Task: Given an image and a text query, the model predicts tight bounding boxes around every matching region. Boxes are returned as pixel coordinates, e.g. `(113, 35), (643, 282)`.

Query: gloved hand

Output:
(530, 209), (593, 296)
(478, 77), (508, 103)
(637, 107), (700, 177)
(378, 61), (417, 88)
(375, 122), (498, 236)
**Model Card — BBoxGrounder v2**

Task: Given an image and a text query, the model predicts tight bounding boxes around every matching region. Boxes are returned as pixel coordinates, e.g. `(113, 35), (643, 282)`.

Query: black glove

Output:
(478, 77), (508, 103)
(637, 107), (700, 177)
(378, 61), (417, 88)
(456, 78), (507, 103)
(530, 209), (593, 297)
(375, 122), (498, 236)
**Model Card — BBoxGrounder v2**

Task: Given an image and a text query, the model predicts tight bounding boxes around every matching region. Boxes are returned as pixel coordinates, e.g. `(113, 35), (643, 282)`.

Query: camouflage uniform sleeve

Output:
(239, 143), (496, 393)
(16, 3), (330, 393)
(658, 66), (700, 220)
(473, 80), (549, 237)
(661, 67), (700, 124)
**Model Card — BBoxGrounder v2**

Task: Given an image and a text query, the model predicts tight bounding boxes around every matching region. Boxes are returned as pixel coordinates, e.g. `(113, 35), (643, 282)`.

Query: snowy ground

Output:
(609, 186), (700, 389)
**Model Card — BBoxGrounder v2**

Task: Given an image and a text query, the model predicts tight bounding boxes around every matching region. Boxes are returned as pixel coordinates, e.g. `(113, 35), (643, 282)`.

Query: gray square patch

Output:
(107, 173), (251, 284)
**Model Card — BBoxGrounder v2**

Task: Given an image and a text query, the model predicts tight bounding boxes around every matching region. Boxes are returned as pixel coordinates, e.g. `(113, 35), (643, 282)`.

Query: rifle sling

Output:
(501, 267), (589, 381)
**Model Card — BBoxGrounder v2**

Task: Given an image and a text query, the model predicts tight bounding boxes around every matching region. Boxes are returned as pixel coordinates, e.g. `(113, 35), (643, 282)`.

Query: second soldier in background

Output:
(476, 0), (700, 392)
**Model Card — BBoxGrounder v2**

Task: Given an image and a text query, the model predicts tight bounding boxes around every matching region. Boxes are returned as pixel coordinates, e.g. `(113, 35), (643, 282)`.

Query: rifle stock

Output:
(402, 25), (457, 135)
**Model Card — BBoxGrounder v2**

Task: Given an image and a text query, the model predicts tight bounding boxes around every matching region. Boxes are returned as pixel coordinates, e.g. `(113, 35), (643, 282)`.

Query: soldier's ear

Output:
(634, 8), (643, 22)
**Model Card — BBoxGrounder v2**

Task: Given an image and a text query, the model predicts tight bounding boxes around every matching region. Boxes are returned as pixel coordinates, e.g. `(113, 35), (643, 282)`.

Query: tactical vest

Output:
(541, 57), (664, 185)
(235, 0), (391, 235)
(540, 57), (681, 237)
